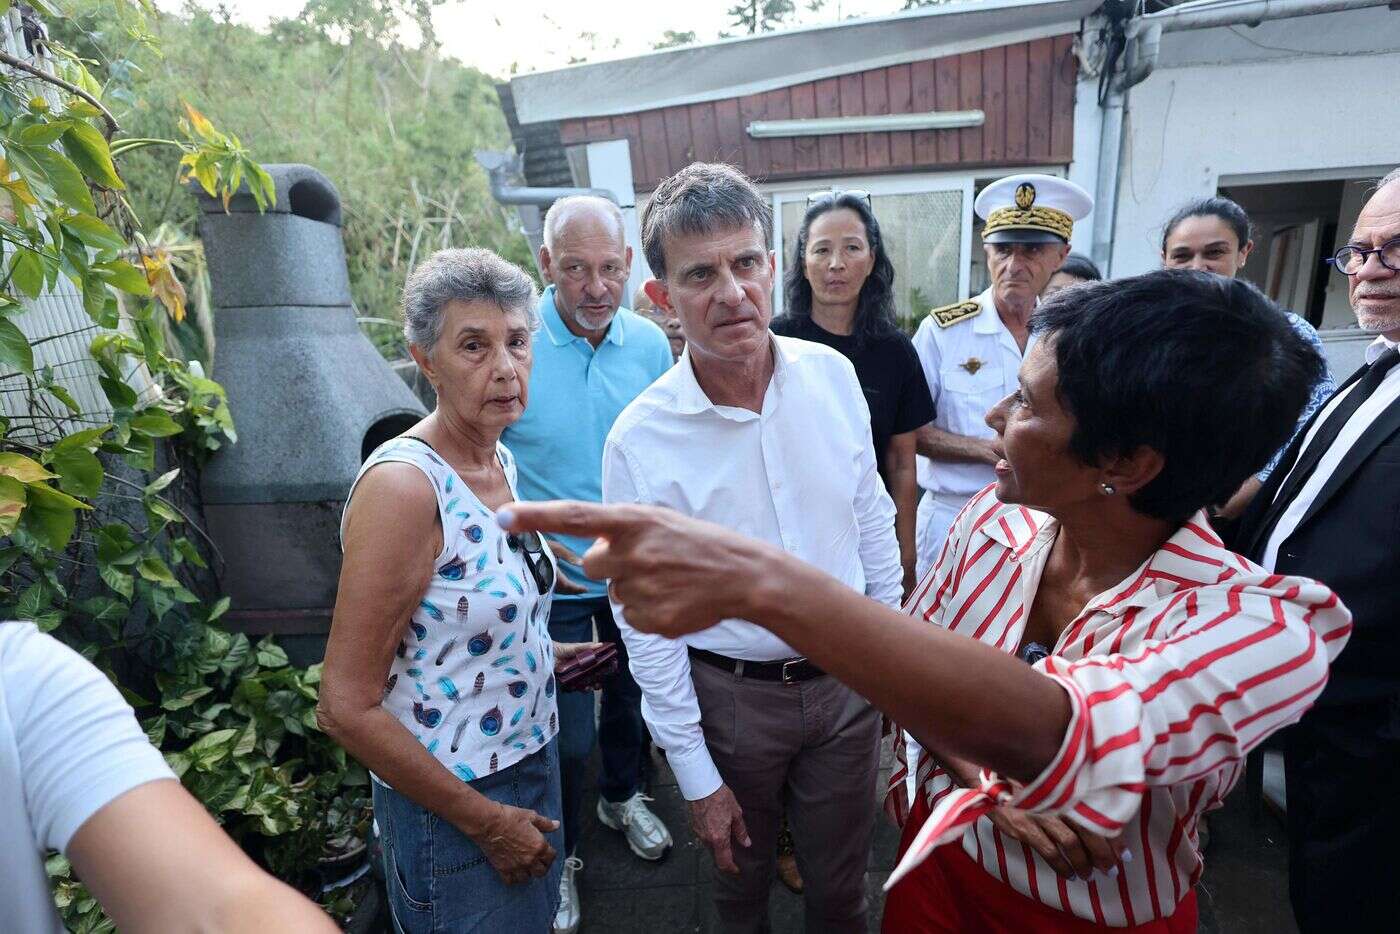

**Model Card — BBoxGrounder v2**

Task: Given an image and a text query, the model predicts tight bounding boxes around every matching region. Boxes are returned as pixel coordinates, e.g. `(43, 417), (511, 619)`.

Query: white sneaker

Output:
(596, 792), (674, 861)
(553, 855), (582, 934)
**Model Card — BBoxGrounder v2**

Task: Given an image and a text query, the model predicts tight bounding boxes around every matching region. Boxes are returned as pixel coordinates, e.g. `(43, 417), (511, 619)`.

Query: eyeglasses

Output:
(1326, 238), (1400, 275)
(508, 530), (556, 595)
(806, 189), (872, 210)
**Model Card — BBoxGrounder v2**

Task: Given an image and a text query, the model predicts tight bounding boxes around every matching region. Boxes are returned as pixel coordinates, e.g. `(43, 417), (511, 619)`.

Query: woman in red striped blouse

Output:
(498, 269), (1353, 933)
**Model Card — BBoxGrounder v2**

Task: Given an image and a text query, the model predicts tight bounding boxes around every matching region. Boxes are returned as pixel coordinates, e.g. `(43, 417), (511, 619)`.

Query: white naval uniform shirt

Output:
(601, 335), (904, 801)
(911, 288), (1033, 498)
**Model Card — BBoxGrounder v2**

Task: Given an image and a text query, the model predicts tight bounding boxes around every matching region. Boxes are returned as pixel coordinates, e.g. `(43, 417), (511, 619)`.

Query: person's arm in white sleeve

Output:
(602, 439), (752, 874)
(601, 440), (722, 802)
(847, 372), (903, 609)
(6, 624), (335, 933)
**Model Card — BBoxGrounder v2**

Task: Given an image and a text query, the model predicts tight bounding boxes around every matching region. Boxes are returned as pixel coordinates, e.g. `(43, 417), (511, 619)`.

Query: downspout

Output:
(1090, 17), (1161, 274)
(473, 150), (617, 276)
(1142, 0), (1391, 32)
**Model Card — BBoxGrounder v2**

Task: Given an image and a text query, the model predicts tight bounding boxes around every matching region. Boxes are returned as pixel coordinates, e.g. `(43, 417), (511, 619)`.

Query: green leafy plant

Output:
(0, 2), (368, 928)
(50, 0), (534, 359)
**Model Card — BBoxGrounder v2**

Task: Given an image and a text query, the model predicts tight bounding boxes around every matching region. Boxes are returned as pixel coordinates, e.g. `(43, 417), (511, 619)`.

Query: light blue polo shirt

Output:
(503, 285), (674, 600)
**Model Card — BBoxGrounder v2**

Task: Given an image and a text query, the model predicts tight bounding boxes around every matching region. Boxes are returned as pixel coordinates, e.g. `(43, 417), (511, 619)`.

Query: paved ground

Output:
(570, 742), (1299, 933)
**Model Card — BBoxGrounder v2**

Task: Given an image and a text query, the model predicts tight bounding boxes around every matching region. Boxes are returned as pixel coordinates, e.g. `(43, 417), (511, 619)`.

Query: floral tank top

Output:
(344, 436), (558, 783)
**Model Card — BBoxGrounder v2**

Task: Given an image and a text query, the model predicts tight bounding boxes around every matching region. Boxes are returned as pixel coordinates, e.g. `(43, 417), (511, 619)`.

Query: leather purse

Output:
(555, 643), (619, 693)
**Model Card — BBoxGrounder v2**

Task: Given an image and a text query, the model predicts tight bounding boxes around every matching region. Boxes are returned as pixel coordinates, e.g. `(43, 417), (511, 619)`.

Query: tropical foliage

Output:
(51, 0), (533, 360)
(0, 1), (369, 928)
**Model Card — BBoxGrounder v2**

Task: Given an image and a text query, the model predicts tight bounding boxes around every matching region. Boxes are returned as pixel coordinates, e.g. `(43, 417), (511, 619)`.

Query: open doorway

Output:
(1218, 177), (1373, 331)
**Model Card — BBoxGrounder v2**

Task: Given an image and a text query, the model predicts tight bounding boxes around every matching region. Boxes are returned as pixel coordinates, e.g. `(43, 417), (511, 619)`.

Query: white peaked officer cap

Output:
(975, 174), (1094, 244)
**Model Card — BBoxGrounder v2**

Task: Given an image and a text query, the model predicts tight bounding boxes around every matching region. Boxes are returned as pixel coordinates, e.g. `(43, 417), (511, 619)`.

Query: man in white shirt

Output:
(1229, 168), (1400, 933)
(0, 622), (334, 933)
(604, 162), (902, 932)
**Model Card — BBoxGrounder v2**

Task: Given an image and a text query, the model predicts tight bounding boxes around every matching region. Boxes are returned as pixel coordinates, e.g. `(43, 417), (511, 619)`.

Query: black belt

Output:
(687, 647), (825, 683)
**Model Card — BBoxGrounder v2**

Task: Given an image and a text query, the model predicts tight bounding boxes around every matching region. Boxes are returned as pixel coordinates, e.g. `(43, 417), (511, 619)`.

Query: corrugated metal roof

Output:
(508, 0), (1101, 124)
(496, 83), (574, 189)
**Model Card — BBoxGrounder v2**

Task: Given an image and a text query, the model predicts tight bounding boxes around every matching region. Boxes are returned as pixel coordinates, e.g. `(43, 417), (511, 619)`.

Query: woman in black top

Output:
(773, 191), (935, 601)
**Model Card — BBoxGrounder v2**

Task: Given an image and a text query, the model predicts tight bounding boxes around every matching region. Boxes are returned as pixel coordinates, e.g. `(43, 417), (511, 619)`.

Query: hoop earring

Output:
(1100, 483), (1116, 495)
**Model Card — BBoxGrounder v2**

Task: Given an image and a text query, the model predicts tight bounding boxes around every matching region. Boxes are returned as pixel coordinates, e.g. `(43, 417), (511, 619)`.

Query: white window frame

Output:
(762, 165), (1067, 316)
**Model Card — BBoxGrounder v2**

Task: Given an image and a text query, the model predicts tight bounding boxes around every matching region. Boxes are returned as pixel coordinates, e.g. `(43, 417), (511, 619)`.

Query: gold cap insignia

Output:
(960, 357), (983, 375)
(1014, 182), (1036, 210)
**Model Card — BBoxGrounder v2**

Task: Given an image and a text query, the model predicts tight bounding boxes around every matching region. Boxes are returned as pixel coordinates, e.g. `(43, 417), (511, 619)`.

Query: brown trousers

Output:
(691, 658), (882, 934)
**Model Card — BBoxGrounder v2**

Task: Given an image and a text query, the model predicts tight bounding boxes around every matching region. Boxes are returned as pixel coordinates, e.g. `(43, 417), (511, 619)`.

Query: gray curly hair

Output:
(402, 248), (539, 351)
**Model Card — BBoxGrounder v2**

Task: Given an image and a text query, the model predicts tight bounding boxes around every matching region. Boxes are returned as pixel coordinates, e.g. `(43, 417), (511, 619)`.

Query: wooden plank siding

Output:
(553, 35), (1077, 192)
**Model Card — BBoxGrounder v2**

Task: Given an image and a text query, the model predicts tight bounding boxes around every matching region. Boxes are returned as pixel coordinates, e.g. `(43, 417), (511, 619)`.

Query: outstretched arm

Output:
(68, 780), (337, 934)
(498, 500), (1071, 785)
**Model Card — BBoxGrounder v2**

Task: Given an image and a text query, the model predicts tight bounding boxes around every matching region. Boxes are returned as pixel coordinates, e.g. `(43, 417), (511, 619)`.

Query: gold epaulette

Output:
(930, 300), (981, 328)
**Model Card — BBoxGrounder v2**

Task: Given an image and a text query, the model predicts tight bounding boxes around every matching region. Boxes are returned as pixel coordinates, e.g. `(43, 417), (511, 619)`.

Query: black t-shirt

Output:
(771, 315), (936, 487)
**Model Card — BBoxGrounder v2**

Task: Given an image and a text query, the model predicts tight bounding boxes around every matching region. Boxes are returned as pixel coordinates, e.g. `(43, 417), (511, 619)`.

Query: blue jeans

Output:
(373, 739), (564, 934)
(550, 597), (647, 855)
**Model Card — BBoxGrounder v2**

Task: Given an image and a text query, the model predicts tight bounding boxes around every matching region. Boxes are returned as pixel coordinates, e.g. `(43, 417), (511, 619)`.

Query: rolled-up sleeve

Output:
(1016, 574), (1349, 831)
(601, 437), (723, 801)
(887, 572), (1352, 888)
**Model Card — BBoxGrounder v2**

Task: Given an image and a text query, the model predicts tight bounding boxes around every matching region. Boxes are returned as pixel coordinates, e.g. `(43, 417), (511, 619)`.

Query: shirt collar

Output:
(670, 332), (785, 417)
(972, 289), (1004, 335)
(973, 287), (1040, 339)
(983, 505), (1232, 614)
(1366, 334), (1399, 364)
(540, 285), (628, 348)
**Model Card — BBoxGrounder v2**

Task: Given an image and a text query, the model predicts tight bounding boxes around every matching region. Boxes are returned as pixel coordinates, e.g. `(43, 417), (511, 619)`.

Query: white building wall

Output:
(1110, 11), (1400, 280)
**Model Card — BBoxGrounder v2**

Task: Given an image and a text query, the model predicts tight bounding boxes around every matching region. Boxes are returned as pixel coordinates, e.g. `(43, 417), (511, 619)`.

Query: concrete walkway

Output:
(572, 741), (1298, 933)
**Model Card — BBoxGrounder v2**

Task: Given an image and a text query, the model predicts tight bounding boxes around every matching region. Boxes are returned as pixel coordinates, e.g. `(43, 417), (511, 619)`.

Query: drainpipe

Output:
(1090, 18), (1161, 274)
(474, 150), (616, 275)
(1142, 0), (1391, 32)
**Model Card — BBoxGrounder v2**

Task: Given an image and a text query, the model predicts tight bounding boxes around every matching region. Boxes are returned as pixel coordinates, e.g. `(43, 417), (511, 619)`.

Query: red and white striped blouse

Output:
(886, 486), (1351, 926)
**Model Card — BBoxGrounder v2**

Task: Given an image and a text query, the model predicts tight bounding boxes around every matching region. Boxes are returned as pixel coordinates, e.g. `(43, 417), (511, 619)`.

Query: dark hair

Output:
(641, 163), (772, 280)
(779, 193), (898, 347)
(1055, 252), (1102, 283)
(1161, 196), (1253, 252)
(1030, 270), (1324, 521)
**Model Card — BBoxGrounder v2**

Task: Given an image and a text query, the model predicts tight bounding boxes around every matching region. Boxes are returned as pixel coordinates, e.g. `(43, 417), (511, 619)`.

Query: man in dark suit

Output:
(1230, 169), (1400, 932)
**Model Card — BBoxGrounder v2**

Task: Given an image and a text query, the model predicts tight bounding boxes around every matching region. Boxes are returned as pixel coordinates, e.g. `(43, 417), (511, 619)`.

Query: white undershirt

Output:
(0, 623), (175, 934)
(1262, 336), (1400, 570)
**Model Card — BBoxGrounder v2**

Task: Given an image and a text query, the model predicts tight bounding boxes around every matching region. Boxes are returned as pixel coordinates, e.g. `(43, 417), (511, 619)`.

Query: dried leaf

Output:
(141, 250), (187, 322)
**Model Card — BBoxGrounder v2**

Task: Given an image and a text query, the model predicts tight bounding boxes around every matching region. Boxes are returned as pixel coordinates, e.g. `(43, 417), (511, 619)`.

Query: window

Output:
(773, 178), (973, 332)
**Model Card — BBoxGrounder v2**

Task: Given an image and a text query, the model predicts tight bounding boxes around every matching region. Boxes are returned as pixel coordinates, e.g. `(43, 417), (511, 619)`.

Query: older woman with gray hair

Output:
(320, 247), (595, 932)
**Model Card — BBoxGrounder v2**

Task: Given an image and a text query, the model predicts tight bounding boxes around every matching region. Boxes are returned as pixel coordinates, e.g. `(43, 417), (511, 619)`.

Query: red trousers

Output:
(882, 799), (1197, 933)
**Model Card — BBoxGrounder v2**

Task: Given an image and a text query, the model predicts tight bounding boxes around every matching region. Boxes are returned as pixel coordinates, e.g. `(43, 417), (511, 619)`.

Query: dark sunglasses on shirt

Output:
(508, 530), (556, 595)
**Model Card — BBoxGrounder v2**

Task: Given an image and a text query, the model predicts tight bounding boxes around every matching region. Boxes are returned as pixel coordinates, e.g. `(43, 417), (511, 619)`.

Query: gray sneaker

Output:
(596, 792), (674, 861)
(553, 855), (582, 934)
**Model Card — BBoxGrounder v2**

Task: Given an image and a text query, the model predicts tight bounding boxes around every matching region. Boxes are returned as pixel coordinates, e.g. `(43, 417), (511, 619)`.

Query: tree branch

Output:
(0, 49), (121, 134)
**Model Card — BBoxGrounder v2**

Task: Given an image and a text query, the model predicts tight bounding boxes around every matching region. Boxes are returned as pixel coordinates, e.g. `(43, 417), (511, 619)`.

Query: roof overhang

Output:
(508, 0), (1101, 125)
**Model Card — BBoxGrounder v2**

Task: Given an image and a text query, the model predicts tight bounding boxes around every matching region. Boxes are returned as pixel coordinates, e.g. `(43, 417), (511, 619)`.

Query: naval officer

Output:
(911, 173), (1093, 576)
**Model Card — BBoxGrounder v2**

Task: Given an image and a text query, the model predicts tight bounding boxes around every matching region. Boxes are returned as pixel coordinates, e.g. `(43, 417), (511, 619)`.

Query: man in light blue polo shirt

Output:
(501, 196), (674, 934)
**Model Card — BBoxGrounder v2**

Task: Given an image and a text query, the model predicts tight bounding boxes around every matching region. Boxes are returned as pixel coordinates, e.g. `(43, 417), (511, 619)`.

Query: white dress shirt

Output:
(602, 334), (903, 800)
(1263, 335), (1400, 570)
